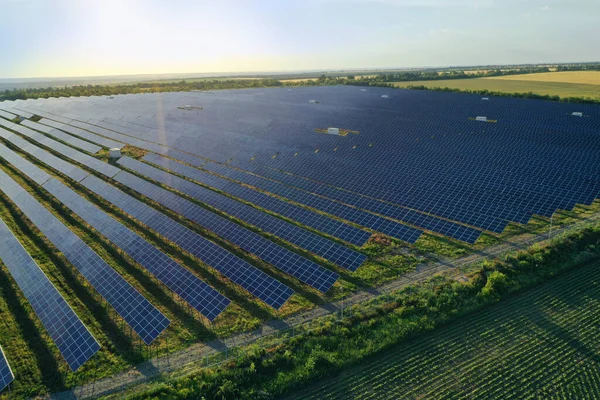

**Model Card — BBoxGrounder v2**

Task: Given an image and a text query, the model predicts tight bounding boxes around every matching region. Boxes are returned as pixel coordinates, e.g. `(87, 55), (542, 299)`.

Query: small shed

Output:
(475, 116), (488, 122)
(327, 127), (340, 135)
(571, 112), (583, 117)
(109, 148), (122, 159)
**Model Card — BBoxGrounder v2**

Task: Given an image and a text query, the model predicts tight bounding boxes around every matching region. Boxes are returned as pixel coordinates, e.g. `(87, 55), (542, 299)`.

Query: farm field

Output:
(392, 71), (600, 99)
(488, 71), (600, 85)
(286, 258), (600, 400)
(0, 86), (598, 398)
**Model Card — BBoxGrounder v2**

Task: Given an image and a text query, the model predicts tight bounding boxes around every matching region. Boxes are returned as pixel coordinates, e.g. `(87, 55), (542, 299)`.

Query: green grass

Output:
(286, 257), (600, 399)
(392, 78), (600, 100)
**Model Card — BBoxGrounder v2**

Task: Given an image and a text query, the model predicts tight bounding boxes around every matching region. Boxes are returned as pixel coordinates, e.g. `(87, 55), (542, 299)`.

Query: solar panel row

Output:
(0, 346), (13, 393)
(7, 87), (599, 248)
(21, 119), (102, 154)
(81, 175), (294, 309)
(7, 123), (120, 178)
(36, 117), (124, 150)
(248, 153), (520, 232)
(18, 114), (372, 248)
(200, 162), (424, 243)
(41, 178), (231, 321)
(0, 218), (101, 371)
(0, 123), (90, 182)
(13, 107), (72, 125)
(113, 170), (340, 292)
(0, 169), (169, 345)
(0, 109), (16, 120)
(144, 152), (371, 247)
(0, 143), (51, 185)
(223, 161), (483, 243)
(119, 157), (366, 271)
(0, 105), (33, 119)
(1, 122), (294, 308)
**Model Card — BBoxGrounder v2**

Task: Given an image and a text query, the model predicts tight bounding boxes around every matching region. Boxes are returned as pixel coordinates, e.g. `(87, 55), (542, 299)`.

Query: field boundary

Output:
(49, 209), (600, 400)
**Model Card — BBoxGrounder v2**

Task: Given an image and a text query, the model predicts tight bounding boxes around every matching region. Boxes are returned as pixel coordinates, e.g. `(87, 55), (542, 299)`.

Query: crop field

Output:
(287, 258), (600, 400)
(488, 71), (600, 85)
(392, 71), (600, 99)
(0, 86), (598, 397)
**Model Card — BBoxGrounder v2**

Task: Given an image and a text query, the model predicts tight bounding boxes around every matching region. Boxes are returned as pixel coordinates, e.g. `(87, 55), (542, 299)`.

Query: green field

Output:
(287, 258), (600, 399)
(392, 74), (600, 100)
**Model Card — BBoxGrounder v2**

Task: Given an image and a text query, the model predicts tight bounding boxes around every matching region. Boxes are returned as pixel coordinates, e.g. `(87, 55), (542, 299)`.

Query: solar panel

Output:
(144, 152), (371, 247)
(37, 118), (124, 149)
(0, 109), (16, 120)
(5, 87), (599, 244)
(8, 124), (119, 177)
(119, 157), (366, 271)
(0, 143), (51, 185)
(0, 125), (90, 182)
(201, 162), (424, 244)
(0, 346), (14, 392)
(21, 119), (102, 154)
(68, 119), (170, 154)
(81, 174), (293, 309)
(113, 169), (340, 293)
(0, 107), (33, 119)
(0, 169), (169, 345)
(41, 178), (230, 321)
(226, 161), (483, 243)
(0, 218), (101, 371)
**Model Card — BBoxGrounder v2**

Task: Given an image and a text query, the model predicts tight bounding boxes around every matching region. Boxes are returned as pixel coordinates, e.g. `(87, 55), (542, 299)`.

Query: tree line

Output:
(0, 78), (283, 101)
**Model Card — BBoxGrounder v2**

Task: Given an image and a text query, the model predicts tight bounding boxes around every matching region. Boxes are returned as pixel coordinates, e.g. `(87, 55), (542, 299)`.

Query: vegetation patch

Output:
(117, 224), (600, 400)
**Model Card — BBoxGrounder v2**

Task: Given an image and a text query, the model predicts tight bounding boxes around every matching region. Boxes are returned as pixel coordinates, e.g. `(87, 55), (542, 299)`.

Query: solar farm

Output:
(0, 85), (599, 396)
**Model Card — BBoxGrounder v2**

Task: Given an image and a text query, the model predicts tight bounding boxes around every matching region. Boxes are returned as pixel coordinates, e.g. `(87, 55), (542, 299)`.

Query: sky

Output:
(0, 0), (598, 79)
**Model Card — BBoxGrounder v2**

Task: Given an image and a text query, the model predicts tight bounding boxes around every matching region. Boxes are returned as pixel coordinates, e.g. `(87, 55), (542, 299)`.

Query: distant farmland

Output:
(393, 71), (600, 99)
(287, 258), (600, 400)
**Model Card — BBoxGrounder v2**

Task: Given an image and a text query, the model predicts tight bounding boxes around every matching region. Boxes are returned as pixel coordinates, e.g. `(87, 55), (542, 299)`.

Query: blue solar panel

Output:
(0, 143), (51, 185)
(222, 161), (483, 243)
(37, 118), (124, 149)
(21, 119), (102, 154)
(0, 218), (101, 371)
(81, 175), (294, 309)
(9, 124), (120, 178)
(112, 170), (339, 292)
(68, 119), (170, 154)
(41, 178), (230, 321)
(6, 86), (599, 243)
(143, 152), (371, 247)
(201, 162), (424, 243)
(0, 169), (169, 345)
(0, 346), (14, 392)
(119, 157), (366, 271)
(0, 124), (90, 182)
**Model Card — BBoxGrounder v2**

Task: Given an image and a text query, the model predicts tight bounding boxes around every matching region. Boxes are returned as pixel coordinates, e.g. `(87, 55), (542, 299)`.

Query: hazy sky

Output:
(1, 0), (598, 78)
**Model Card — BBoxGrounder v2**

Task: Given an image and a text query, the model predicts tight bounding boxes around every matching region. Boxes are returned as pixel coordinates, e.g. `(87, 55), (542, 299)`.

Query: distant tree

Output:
(347, 75), (355, 80)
